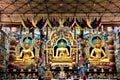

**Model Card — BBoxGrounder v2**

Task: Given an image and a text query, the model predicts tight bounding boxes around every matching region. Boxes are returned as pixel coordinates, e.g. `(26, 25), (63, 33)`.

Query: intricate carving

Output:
(14, 34), (40, 66)
(86, 33), (110, 67)
(46, 29), (78, 68)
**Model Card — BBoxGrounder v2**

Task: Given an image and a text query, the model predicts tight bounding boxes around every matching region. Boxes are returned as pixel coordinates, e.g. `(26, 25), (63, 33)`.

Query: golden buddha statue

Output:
(51, 40), (73, 67)
(16, 41), (34, 63)
(56, 41), (69, 58)
(89, 39), (109, 63)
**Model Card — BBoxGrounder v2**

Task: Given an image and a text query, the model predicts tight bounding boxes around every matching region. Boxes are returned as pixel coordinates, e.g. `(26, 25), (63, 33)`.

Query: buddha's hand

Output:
(90, 56), (95, 59)
(16, 56), (20, 58)
(93, 57), (99, 60)
(22, 59), (25, 62)
(16, 56), (20, 60)
(101, 56), (107, 59)
(23, 58), (29, 62)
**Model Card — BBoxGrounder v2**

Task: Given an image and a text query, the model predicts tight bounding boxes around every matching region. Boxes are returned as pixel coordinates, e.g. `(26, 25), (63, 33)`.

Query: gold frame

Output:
(85, 33), (107, 58)
(15, 34), (40, 57)
(89, 33), (105, 48)
(46, 29), (78, 67)
(85, 33), (109, 65)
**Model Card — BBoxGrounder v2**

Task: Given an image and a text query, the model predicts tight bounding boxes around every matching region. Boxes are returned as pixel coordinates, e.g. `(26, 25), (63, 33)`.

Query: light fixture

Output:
(59, 3), (63, 6)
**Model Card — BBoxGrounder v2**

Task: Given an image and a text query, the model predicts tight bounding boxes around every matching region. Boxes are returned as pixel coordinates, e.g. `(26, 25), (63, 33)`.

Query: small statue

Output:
(56, 41), (69, 57)
(59, 67), (66, 79)
(45, 68), (52, 79)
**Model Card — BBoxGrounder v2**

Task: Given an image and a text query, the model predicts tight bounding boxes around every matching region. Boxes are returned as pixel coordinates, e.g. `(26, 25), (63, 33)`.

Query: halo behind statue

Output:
(57, 39), (67, 48)
(20, 34), (35, 50)
(89, 34), (105, 48)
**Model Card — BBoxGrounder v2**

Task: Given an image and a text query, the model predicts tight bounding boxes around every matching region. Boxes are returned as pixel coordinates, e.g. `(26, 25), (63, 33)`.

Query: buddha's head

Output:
(94, 39), (101, 48)
(60, 41), (64, 47)
(24, 42), (30, 49)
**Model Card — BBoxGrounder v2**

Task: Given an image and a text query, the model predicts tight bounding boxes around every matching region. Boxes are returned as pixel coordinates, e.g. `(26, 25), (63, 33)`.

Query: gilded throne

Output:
(15, 34), (39, 66)
(46, 29), (78, 69)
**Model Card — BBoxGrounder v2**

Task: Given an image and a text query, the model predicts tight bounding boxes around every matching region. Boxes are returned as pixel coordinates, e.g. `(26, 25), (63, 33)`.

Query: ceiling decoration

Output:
(0, 0), (120, 22)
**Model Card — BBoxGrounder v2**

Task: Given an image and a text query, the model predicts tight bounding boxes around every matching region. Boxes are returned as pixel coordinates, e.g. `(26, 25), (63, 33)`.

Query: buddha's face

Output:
(95, 43), (101, 48)
(94, 39), (101, 48)
(60, 42), (64, 47)
(24, 42), (30, 49)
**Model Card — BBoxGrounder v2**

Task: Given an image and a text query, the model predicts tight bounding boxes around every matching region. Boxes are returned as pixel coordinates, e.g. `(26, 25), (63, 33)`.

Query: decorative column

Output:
(0, 11), (1, 22)
(9, 35), (16, 62)
(0, 30), (8, 78)
(32, 29), (34, 38)
(74, 26), (76, 39)
(46, 26), (48, 39)
(107, 35), (116, 72)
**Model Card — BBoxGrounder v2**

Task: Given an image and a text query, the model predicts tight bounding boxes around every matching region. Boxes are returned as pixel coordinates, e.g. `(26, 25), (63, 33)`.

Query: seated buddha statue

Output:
(15, 41), (34, 63)
(89, 39), (109, 63)
(56, 41), (69, 58)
